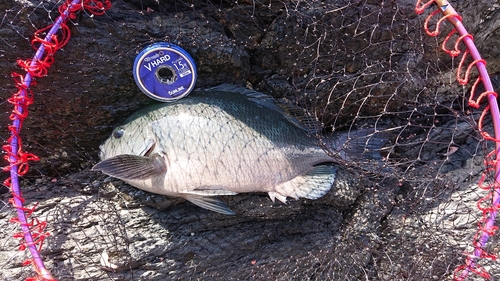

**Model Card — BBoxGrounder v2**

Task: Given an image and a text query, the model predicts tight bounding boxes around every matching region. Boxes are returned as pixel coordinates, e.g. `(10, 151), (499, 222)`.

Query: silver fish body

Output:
(94, 85), (352, 214)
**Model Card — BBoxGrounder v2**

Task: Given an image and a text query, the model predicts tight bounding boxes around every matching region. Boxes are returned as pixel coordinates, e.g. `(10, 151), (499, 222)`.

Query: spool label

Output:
(133, 43), (197, 102)
(173, 58), (192, 78)
(143, 54), (171, 71)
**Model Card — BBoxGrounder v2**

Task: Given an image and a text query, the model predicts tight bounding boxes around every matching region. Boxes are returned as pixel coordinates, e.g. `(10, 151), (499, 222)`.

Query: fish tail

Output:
(322, 128), (389, 161)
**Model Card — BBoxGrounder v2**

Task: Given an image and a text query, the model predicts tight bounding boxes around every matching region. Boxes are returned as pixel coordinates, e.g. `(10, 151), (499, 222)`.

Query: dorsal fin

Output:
(274, 101), (323, 134)
(203, 84), (323, 134)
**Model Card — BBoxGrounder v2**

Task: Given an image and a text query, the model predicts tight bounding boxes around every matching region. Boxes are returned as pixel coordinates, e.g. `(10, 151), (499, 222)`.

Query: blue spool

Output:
(133, 42), (197, 102)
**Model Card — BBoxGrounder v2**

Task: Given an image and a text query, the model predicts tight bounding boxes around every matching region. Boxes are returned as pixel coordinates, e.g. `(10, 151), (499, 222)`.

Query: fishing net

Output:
(1, 0), (499, 280)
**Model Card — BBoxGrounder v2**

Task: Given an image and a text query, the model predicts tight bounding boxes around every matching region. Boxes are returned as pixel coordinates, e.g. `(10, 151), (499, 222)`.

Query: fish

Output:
(92, 84), (386, 215)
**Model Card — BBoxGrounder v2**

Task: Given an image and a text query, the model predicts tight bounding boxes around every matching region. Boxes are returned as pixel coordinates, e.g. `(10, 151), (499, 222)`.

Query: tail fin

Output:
(322, 128), (389, 161)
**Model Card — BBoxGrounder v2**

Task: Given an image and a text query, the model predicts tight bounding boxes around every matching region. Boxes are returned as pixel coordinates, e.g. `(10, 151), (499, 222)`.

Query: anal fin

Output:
(268, 191), (288, 204)
(269, 165), (337, 203)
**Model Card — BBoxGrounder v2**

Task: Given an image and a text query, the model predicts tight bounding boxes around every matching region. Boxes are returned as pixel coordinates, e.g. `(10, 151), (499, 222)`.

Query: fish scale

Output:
(93, 84), (383, 214)
(156, 115), (293, 190)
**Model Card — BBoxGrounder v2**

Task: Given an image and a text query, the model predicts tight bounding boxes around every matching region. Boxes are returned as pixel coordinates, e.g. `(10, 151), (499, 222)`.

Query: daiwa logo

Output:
(143, 54), (171, 71)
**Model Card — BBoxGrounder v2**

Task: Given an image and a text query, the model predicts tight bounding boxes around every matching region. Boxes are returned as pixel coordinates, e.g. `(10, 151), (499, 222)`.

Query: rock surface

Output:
(1, 0), (500, 280)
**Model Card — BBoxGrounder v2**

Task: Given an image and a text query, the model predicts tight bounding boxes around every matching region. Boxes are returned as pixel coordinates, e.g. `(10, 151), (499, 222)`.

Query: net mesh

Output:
(1, 0), (499, 280)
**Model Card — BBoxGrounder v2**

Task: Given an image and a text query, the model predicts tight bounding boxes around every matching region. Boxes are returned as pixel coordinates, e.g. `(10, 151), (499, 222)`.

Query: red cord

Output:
(4, 0), (111, 280)
(416, 2), (499, 280)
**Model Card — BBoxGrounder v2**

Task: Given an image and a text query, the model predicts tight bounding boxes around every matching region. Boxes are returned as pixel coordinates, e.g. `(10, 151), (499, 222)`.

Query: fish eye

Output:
(113, 127), (125, 139)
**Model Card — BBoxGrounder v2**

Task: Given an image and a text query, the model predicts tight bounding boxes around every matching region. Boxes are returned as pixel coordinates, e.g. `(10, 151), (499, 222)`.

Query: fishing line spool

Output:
(133, 42), (197, 102)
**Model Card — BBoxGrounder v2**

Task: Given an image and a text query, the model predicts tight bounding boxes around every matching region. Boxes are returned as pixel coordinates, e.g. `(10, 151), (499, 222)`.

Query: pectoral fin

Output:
(270, 165), (337, 203)
(92, 154), (167, 180)
(182, 194), (235, 215)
